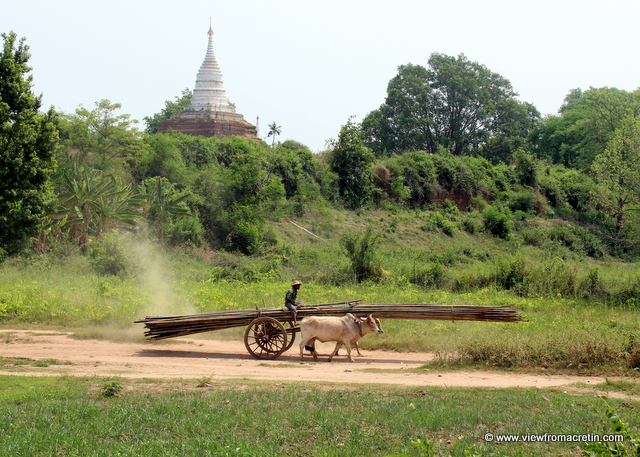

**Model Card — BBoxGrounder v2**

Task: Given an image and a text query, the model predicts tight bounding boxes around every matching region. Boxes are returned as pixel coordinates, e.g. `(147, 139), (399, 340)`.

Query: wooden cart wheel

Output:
(244, 317), (288, 360)
(283, 321), (297, 352)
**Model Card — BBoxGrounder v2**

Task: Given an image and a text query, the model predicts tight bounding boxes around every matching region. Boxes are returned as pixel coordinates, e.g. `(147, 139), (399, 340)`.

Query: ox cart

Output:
(135, 301), (524, 360)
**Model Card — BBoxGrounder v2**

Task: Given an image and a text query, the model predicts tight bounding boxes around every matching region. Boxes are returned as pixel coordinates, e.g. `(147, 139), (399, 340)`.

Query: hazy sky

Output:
(4, 0), (640, 151)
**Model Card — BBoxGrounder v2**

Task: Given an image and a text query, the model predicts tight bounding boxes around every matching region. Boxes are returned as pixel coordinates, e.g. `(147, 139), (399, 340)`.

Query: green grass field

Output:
(0, 375), (638, 457)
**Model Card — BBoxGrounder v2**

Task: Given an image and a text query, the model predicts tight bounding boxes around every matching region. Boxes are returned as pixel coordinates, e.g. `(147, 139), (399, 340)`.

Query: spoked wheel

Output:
(283, 321), (298, 352)
(244, 317), (288, 360)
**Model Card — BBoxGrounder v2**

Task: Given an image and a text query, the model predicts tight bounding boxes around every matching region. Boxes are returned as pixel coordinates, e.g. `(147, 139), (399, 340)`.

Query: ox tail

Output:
(304, 345), (315, 353)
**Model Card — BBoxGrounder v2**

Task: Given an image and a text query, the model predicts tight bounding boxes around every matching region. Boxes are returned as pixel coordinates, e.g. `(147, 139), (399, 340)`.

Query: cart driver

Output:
(285, 280), (303, 324)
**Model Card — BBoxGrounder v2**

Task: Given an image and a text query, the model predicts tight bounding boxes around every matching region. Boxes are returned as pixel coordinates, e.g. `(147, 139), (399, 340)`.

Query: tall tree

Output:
(0, 32), (58, 256)
(591, 113), (640, 232)
(330, 117), (375, 209)
(267, 121), (282, 147)
(58, 99), (144, 165)
(362, 54), (539, 158)
(531, 87), (640, 169)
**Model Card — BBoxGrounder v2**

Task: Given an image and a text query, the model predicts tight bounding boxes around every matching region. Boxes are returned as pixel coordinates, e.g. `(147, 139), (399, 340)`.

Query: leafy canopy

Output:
(531, 87), (640, 169)
(330, 117), (375, 209)
(0, 31), (58, 256)
(143, 88), (192, 134)
(362, 53), (539, 158)
(592, 113), (640, 232)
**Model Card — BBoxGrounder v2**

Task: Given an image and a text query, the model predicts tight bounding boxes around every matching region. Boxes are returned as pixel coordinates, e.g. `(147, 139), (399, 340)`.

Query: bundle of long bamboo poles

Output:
(135, 301), (524, 341)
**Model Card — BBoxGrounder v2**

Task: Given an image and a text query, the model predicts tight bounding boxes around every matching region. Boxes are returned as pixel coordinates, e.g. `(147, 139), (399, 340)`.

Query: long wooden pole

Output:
(135, 301), (524, 341)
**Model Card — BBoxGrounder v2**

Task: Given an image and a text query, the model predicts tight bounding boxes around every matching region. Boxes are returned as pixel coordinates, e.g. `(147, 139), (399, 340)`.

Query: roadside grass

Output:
(601, 378), (640, 397)
(0, 375), (638, 456)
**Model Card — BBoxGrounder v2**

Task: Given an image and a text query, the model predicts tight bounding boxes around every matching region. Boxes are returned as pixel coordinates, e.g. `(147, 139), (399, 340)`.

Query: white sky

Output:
(4, 0), (640, 151)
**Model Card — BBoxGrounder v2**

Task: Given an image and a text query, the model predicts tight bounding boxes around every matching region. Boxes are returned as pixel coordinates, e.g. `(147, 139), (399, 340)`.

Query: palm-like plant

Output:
(49, 156), (145, 244)
(142, 176), (191, 243)
(267, 122), (282, 147)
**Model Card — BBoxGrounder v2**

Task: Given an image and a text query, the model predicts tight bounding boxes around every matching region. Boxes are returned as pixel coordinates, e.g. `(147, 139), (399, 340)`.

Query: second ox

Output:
(299, 313), (383, 362)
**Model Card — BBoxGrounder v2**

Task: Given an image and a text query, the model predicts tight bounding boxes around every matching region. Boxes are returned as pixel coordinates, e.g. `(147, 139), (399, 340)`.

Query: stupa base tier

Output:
(158, 117), (259, 140)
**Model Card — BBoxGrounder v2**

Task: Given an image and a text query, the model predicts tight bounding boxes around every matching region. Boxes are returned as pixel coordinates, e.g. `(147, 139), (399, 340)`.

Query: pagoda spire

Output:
(186, 23), (236, 114)
(158, 23), (259, 141)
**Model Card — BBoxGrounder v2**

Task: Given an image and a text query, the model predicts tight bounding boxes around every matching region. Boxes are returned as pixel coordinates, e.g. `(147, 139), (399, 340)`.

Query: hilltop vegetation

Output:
(3, 32), (640, 265)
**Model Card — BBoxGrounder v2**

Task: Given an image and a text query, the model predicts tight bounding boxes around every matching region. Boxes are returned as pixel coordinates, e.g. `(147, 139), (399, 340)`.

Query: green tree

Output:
(190, 137), (285, 254)
(58, 99), (145, 166)
(330, 118), (375, 209)
(143, 88), (192, 134)
(362, 54), (539, 157)
(271, 141), (318, 199)
(0, 32), (58, 256)
(135, 133), (190, 184)
(592, 114), (640, 232)
(267, 121), (282, 147)
(51, 156), (144, 244)
(528, 114), (580, 167)
(532, 87), (640, 169)
(512, 149), (538, 188)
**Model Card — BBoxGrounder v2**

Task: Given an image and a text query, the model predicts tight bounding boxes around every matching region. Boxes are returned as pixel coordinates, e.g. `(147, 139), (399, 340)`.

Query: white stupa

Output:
(159, 24), (258, 140)
(182, 25), (242, 120)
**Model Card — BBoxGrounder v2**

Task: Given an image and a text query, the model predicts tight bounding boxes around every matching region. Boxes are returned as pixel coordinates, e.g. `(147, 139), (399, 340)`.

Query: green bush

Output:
(384, 151), (436, 207)
(431, 213), (456, 237)
(468, 196), (489, 211)
(512, 149), (538, 187)
(520, 228), (547, 247)
(508, 190), (536, 213)
(494, 257), (527, 291)
(340, 226), (383, 283)
(460, 217), (477, 234)
(101, 378), (124, 397)
(408, 262), (449, 289)
(88, 233), (132, 277)
(166, 216), (205, 248)
(549, 223), (605, 258)
(482, 206), (512, 239)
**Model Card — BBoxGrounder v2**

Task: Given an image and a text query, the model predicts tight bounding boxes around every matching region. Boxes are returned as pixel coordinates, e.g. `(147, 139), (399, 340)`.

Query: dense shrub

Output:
(165, 216), (205, 248)
(494, 257), (527, 291)
(512, 149), (538, 187)
(408, 262), (449, 289)
(508, 191), (536, 213)
(482, 206), (513, 239)
(549, 222), (605, 258)
(520, 227), (547, 247)
(460, 216), (477, 234)
(431, 213), (456, 236)
(384, 151), (436, 207)
(556, 169), (596, 212)
(88, 233), (132, 277)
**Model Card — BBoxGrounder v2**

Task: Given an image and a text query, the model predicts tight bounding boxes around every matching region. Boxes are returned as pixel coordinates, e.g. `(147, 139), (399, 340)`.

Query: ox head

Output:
(364, 314), (383, 334)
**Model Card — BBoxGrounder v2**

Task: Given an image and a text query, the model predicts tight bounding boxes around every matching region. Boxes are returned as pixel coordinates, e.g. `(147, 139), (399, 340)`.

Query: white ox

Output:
(299, 313), (383, 362)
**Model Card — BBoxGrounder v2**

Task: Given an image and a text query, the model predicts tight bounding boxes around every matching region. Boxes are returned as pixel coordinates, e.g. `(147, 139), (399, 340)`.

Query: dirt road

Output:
(0, 330), (608, 390)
